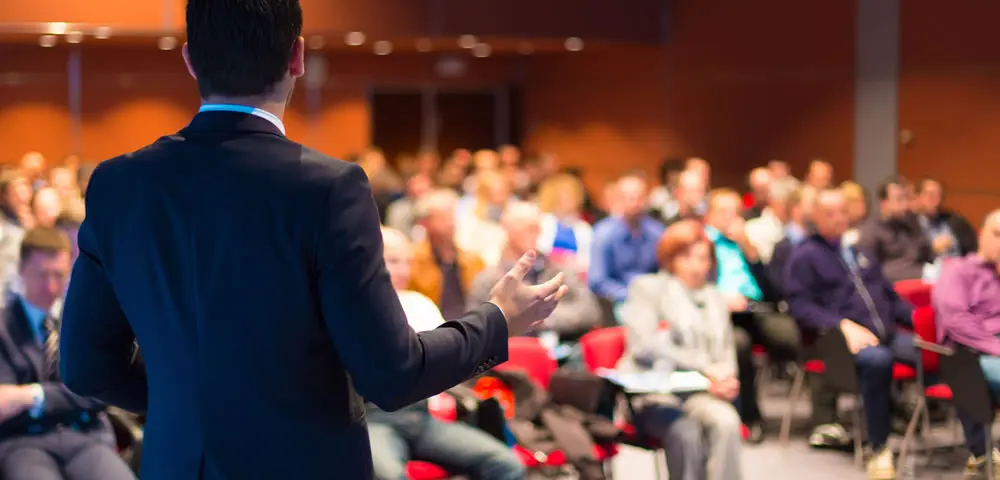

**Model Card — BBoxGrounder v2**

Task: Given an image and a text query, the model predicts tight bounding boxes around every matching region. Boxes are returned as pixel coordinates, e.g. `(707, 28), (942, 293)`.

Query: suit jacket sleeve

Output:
(316, 164), (508, 412)
(58, 165), (149, 413)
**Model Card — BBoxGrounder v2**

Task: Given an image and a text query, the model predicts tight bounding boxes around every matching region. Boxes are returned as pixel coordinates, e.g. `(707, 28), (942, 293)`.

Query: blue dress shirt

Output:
(589, 216), (664, 303)
(19, 297), (47, 416)
(705, 226), (763, 301)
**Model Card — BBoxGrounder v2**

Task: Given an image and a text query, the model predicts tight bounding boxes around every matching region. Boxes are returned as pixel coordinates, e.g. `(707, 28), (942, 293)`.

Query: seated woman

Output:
(617, 219), (745, 480)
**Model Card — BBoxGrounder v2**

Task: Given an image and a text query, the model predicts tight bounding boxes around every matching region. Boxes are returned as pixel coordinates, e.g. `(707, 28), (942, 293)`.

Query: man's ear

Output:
(181, 43), (197, 80)
(288, 36), (306, 78)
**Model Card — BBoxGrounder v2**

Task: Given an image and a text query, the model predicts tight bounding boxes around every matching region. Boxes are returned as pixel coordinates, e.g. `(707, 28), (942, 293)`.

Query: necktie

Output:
(42, 315), (59, 378)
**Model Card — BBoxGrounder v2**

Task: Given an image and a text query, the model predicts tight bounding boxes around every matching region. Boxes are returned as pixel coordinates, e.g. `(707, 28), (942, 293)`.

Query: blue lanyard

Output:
(198, 104), (285, 135)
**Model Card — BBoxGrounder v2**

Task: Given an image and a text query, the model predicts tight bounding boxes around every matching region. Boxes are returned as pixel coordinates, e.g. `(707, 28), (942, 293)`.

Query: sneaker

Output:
(964, 448), (1000, 478)
(866, 447), (896, 480)
(809, 423), (851, 449)
(742, 422), (765, 444)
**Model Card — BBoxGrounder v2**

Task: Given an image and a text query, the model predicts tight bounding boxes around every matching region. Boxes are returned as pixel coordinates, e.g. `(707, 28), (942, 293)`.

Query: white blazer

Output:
(537, 213), (593, 272)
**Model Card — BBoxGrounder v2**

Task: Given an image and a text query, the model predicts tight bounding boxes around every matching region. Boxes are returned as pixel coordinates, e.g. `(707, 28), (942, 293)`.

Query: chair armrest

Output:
(912, 337), (954, 356)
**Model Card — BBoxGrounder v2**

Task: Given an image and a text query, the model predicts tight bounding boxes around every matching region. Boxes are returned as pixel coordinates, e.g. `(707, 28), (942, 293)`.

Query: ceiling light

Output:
(471, 43), (491, 58)
(38, 35), (57, 48)
(373, 41), (392, 56)
(564, 37), (584, 52)
(458, 35), (478, 49)
(308, 35), (324, 50)
(516, 42), (534, 55)
(94, 26), (112, 39)
(415, 38), (433, 53)
(46, 22), (68, 35)
(158, 36), (177, 51)
(345, 31), (366, 46)
(65, 31), (83, 44)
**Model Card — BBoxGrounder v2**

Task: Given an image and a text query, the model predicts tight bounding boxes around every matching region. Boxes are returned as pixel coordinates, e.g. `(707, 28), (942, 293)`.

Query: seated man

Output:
(468, 202), (601, 354)
(589, 173), (664, 307)
(932, 209), (1000, 476)
(785, 188), (918, 480)
(857, 176), (932, 283)
(368, 227), (524, 480)
(0, 228), (133, 480)
(704, 188), (801, 441)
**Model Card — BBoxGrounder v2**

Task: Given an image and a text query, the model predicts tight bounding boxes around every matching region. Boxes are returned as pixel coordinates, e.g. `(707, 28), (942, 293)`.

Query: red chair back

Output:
(579, 327), (626, 372)
(895, 279), (932, 308)
(496, 337), (557, 389)
(912, 305), (940, 373)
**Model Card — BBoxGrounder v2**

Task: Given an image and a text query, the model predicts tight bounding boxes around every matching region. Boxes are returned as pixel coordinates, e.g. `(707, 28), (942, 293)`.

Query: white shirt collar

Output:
(198, 104), (286, 135)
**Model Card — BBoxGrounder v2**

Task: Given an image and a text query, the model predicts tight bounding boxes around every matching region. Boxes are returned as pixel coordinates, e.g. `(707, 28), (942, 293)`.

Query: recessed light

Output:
(94, 26), (112, 39)
(471, 43), (491, 58)
(458, 35), (478, 49)
(308, 35), (324, 50)
(65, 31), (83, 44)
(345, 31), (366, 46)
(565, 37), (584, 52)
(38, 35), (57, 48)
(415, 38), (433, 53)
(373, 41), (392, 56)
(46, 23), (68, 35)
(158, 36), (177, 51)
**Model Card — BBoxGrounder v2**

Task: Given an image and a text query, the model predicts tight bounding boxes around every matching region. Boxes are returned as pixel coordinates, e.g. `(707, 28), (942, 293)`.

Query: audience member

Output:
(703, 188), (799, 440)
(648, 158), (685, 221)
(467, 202), (601, 347)
(535, 173), (593, 271)
(455, 170), (511, 266)
(0, 171), (34, 300)
(48, 167), (85, 221)
(368, 227), (525, 480)
(785, 188), (918, 480)
(743, 167), (772, 220)
(804, 159), (833, 189)
(76, 164), (95, 197)
(767, 187), (811, 297)
(19, 152), (47, 191)
(745, 178), (797, 264)
(385, 173), (434, 240)
(914, 178), (977, 260)
(523, 153), (560, 198)
(408, 189), (485, 320)
(858, 176), (932, 283)
(589, 173), (664, 306)
(661, 169), (707, 227)
(0, 228), (133, 480)
(414, 147), (441, 178)
(619, 219), (743, 480)
(839, 181), (869, 247)
(498, 145), (529, 197)
(31, 187), (63, 230)
(686, 157), (712, 187)
(933, 209), (1000, 476)
(767, 160), (792, 182)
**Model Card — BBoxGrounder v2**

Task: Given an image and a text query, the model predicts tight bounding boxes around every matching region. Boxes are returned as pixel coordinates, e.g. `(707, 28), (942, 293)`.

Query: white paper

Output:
(596, 368), (711, 394)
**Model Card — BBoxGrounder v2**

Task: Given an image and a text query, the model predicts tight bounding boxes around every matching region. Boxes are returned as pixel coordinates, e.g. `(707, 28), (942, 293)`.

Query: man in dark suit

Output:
(0, 228), (133, 480)
(57, 1), (566, 479)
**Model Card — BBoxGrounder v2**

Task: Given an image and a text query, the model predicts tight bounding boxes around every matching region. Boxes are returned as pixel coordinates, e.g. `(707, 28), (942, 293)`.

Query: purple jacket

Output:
(784, 234), (912, 338)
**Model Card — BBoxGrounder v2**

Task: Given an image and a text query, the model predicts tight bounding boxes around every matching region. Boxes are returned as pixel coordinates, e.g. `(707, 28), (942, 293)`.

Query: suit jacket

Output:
(409, 240), (485, 307)
(58, 111), (509, 480)
(0, 298), (106, 438)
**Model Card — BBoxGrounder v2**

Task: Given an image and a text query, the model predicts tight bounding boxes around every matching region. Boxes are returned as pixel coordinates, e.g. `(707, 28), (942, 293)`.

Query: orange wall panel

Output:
(0, 0), (185, 30)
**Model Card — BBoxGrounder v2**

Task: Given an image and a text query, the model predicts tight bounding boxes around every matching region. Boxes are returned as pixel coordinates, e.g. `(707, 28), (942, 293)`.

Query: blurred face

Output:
(553, 188), (579, 216)
(617, 177), (648, 220)
(807, 163), (832, 189)
(979, 215), (1000, 263)
(50, 168), (78, 198)
(880, 183), (911, 219)
(917, 180), (942, 215)
(381, 231), (412, 290)
(676, 172), (707, 208)
(768, 161), (790, 180)
(20, 250), (70, 311)
(474, 151), (499, 172)
(32, 188), (62, 228)
(426, 207), (455, 241)
(846, 197), (868, 225)
(749, 169), (771, 198)
(3, 177), (32, 208)
(486, 177), (511, 205)
(499, 146), (520, 168)
(451, 149), (471, 168)
(407, 174), (432, 199)
(814, 190), (850, 239)
(685, 158), (710, 185)
(706, 194), (742, 232)
(504, 210), (542, 257)
(20, 152), (45, 178)
(672, 241), (713, 288)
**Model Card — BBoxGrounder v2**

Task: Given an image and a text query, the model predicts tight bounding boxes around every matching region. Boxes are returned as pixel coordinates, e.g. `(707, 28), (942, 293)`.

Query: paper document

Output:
(596, 368), (711, 394)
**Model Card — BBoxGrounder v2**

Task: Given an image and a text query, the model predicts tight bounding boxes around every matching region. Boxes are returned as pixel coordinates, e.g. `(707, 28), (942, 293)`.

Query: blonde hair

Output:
(840, 180), (866, 203)
(536, 173), (584, 214)
(473, 170), (508, 219)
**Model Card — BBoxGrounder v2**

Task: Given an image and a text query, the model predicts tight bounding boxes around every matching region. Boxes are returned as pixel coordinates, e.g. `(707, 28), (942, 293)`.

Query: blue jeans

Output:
(367, 409), (524, 480)
(958, 356), (1000, 457)
(855, 331), (919, 450)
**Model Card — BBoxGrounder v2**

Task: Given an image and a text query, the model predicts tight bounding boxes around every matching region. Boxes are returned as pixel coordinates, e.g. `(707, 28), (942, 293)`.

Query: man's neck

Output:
(21, 295), (52, 314)
(201, 95), (287, 121)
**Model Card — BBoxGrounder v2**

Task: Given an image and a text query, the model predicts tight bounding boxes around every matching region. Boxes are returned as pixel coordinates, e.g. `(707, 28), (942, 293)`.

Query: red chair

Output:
(895, 279), (932, 308)
(579, 327), (666, 479)
(406, 461), (452, 480)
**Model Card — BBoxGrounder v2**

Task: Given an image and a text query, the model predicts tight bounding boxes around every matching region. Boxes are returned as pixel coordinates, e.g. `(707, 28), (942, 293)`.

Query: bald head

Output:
(502, 202), (542, 258)
(676, 169), (707, 210)
(749, 167), (771, 201)
(381, 227), (412, 291)
(977, 209), (1000, 263)
(813, 188), (849, 239)
(806, 159), (833, 189)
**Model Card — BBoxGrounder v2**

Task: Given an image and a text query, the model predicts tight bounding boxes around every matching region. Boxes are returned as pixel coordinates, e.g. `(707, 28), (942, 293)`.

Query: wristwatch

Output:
(27, 384), (45, 419)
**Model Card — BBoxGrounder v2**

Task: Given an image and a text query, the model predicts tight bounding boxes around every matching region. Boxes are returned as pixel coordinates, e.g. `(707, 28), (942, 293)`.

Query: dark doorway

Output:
(370, 90), (423, 163)
(436, 91), (497, 155)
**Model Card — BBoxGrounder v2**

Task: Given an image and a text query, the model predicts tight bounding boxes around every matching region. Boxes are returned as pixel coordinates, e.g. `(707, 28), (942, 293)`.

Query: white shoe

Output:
(965, 448), (1000, 478)
(866, 447), (896, 480)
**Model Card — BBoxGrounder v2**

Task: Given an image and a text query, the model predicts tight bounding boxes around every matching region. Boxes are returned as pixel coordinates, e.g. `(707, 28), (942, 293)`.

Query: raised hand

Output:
(489, 250), (569, 337)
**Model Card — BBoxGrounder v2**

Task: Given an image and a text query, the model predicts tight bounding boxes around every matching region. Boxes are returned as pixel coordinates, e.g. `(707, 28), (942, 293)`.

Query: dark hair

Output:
(876, 175), (910, 201)
(20, 228), (70, 265)
(185, 0), (303, 97)
(916, 177), (943, 194)
(658, 157), (684, 184)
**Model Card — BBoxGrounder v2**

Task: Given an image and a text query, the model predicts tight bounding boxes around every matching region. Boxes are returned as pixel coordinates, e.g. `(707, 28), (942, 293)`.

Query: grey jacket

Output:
(467, 256), (601, 339)
(616, 271), (737, 380)
(857, 215), (932, 283)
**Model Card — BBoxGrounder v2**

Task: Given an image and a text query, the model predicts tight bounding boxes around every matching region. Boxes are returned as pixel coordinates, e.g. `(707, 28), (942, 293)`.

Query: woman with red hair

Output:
(617, 219), (745, 480)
